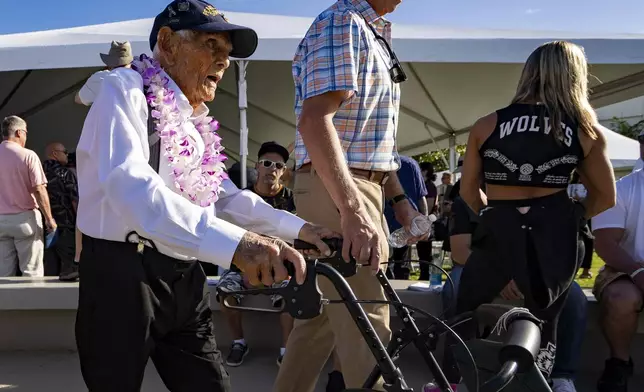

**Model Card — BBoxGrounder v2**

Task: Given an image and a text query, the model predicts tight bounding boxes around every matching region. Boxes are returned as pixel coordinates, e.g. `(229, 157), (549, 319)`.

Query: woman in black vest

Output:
(457, 41), (616, 384)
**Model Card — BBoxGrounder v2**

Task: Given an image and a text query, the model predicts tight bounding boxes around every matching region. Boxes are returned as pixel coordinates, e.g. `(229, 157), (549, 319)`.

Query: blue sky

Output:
(0, 0), (642, 35)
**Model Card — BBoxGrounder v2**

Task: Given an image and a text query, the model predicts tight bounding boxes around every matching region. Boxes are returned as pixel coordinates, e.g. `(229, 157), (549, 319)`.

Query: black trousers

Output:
(456, 191), (585, 377)
(44, 227), (76, 276)
(580, 220), (593, 270)
(416, 240), (433, 281)
(388, 246), (410, 280)
(76, 235), (230, 392)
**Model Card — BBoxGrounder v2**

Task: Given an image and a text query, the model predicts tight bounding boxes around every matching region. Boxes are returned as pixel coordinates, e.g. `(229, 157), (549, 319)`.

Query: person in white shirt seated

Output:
(74, 41), (133, 106)
(592, 167), (644, 392)
(74, 1), (336, 392)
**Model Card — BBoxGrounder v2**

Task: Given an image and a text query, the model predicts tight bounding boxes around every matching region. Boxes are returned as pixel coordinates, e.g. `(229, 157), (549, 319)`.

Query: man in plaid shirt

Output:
(273, 1), (426, 391)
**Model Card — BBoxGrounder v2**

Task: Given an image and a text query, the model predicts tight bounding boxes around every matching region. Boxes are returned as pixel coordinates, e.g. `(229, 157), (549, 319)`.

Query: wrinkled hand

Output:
(297, 223), (341, 258)
(231, 232), (306, 286)
(393, 199), (428, 244)
(340, 206), (383, 273)
(500, 280), (524, 301)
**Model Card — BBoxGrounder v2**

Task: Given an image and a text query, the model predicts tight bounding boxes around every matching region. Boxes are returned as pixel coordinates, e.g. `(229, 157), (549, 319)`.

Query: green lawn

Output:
(408, 252), (605, 290)
(576, 253), (604, 289)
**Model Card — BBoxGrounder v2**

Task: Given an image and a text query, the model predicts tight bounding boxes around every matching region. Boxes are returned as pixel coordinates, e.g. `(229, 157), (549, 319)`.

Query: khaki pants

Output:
(273, 172), (391, 392)
(0, 210), (44, 277)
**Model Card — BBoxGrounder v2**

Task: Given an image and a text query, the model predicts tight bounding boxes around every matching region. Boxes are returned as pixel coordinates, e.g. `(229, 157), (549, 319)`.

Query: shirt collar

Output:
(159, 68), (210, 122)
(43, 159), (63, 170)
(347, 0), (391, 29)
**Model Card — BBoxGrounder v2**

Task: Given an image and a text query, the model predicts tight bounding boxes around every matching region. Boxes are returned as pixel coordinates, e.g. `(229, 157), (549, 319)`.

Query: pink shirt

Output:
(0, 141), (47, 214)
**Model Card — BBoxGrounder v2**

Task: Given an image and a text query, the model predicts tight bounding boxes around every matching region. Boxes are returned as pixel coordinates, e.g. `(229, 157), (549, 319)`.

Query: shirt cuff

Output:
(198, 218), (247, 269)
(277, 211), (307, 242)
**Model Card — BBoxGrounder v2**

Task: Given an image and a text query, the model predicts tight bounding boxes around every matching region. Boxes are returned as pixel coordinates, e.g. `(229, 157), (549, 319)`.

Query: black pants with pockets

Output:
(456, 191), (585, 377)
(44, 227), (76, 276)
(75, 235), (230, 392)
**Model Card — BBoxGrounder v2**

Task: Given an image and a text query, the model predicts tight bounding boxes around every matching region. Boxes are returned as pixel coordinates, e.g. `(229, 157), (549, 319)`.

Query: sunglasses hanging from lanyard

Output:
(363, 20), (408, 84)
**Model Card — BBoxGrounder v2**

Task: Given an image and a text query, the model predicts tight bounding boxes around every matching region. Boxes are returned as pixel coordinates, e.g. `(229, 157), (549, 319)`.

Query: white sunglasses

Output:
(258, 159), (286, 170)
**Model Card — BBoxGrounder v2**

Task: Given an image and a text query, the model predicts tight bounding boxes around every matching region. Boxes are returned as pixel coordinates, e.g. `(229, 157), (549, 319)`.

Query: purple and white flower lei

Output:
(132, 54), (228, 207)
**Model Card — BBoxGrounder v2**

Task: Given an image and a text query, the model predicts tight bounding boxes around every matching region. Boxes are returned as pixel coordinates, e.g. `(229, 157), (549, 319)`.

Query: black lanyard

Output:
(363, 20), (407, 84)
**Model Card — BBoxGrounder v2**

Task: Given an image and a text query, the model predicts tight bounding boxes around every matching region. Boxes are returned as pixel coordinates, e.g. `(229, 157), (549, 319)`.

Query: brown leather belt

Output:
(297, 163), (389, 186)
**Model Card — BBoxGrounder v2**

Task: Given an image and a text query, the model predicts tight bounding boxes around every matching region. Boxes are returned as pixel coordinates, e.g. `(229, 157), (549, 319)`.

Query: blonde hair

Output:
(512, 41), (597, 141)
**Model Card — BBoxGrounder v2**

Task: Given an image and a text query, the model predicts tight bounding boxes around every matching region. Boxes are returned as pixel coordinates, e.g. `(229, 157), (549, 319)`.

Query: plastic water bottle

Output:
(430, 270), (442, 289)
(388, 214), (437, 248)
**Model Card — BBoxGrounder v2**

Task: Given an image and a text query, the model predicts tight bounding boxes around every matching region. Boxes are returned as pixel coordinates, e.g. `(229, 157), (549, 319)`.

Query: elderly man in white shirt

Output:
(74, 1), (335, 391)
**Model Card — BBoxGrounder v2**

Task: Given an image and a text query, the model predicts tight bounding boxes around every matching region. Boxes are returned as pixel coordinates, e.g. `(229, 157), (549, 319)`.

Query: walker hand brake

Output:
(293, 238), (358, 278)
(217, 259), (324, 320)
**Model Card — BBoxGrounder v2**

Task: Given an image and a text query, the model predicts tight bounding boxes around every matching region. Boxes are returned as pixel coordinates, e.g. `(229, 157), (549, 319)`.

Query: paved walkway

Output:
(1, 350), (640, 391)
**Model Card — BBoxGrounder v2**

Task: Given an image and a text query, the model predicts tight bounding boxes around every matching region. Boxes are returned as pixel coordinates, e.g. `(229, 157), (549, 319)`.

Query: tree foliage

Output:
(413, 145), (467, 172)
(609, 117), (644, 140)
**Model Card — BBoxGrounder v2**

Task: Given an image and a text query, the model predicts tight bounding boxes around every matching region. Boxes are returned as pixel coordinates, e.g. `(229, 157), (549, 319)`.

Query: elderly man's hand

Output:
(297, 223), (341, 258)
(232, 232), (306, 286)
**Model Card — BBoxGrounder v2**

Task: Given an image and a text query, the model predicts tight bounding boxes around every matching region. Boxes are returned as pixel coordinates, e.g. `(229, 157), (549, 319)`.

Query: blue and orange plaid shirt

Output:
(292, 0), (401, 172)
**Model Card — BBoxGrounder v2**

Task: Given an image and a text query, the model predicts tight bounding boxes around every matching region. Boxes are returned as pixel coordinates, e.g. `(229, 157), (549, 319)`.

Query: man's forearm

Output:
(596, 240), (642, 275)
(299, 115), (362, 213)
(33, 188), (54, 221)
(383, 171), (405, 200)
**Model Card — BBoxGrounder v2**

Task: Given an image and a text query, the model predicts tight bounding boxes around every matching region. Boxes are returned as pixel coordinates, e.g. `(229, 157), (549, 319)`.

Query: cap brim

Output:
(192, 22), (258, 59)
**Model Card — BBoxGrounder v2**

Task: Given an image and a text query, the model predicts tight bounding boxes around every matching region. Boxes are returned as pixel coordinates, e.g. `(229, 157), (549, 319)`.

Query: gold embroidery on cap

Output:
(203, 5), (220, 16)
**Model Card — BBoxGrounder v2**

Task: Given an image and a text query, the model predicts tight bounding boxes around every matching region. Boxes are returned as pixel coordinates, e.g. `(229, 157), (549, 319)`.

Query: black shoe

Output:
(326, 370), (346, 392)
(597, 358), (633, 392)
(225, 342), (248, 367)
(59, 262), (79, 282)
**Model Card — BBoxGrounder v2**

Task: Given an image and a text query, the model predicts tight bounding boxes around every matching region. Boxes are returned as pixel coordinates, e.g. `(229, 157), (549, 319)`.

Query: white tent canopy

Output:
(1, 12), (643, 171)
(600, 126), (642, 168)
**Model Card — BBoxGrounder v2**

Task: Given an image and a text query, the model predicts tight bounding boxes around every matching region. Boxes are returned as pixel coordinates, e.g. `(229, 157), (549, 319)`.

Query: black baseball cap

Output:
(150, 0), (258, 59)
(258, 141), (289, 163)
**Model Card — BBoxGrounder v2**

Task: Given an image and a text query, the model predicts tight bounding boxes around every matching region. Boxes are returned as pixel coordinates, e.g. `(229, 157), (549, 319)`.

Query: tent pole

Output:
(236, 60), (249, 189)
(448, 135), (457, 172)
(0, 70), (32, 112)
(423, 123), (449, 168)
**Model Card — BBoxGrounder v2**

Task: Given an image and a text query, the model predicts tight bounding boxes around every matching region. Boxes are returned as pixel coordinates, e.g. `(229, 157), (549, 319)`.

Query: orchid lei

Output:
(131, 54), (228, 207)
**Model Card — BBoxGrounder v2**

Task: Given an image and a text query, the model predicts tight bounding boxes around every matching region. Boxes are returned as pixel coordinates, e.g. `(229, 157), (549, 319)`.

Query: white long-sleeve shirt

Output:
(76, 67), (305, 269)
(76, 70), (110, 106)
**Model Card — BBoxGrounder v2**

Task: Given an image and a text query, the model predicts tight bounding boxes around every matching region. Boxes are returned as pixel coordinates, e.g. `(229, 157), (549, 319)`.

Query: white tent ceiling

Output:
(0, 12), (643, 166)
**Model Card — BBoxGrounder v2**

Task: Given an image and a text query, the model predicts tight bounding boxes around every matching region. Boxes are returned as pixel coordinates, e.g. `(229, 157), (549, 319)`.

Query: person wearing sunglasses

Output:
(217, 141), (296, 368)
(0, 115), (56, 278)
(42, 142), (80, 282)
